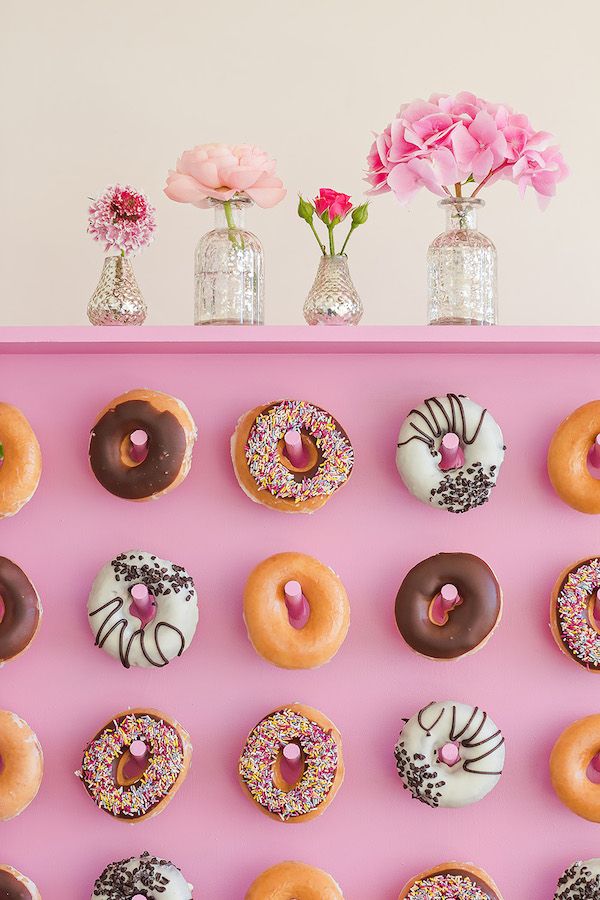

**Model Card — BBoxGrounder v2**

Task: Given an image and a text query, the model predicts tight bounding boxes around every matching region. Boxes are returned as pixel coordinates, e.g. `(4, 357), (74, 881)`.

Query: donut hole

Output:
(587, 591), (600, 634)
(115, 745), (150, 787)
(0, 593), (5, 626)
(586, 752), (600, 784)
(0, 752), (4, 775)
(277, 433), (319, 474)
(119, 430), (149, 468)
(587, 439), (600, 480)
(274, 742), (305, 791)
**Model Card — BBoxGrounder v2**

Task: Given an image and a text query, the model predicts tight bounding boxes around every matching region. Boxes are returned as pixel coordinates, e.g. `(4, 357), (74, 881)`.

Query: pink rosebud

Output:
(314, 188), (353, 223)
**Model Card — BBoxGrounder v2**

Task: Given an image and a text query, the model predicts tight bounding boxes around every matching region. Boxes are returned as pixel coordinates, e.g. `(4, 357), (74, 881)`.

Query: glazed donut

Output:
(246, 861), (343, 899)
(88, 550), (198, 669)
(92, 851), (193, 899)
(0, 557), (42, 665)
(398, 862), (504, 900)
(231, 399), (354, 514)
(550, 556), (600, 671)
(395, 553), (502, 660)
(243, 552), (349, 669)
(0, 865), (41, 900)
(550, 714), (600, 821)
(394, 700), (505, 808)
(77, 708), (192, 822)
(555, 859), (600, 898)
(547, 400), (600, 513)
(0, 403), (41, 519)
(89, 388), (197, 501)
(396, 393), (505, 514)
(0, 710), (43, 820)
(239, 703), (343, 822)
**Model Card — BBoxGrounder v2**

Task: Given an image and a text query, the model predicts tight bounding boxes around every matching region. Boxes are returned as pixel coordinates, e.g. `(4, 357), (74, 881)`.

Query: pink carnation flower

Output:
(87, 185), (157, 255)
(164, 143), (286, 209)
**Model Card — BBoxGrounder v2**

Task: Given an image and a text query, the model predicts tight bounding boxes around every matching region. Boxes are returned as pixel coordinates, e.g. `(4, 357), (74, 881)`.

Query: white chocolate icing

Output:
(87, 550), (198, 668)
(396, 394), (505, 513)
(395, 700), (505, 808)
(91, 852), (193, 899)
(555, 859), (600, 899)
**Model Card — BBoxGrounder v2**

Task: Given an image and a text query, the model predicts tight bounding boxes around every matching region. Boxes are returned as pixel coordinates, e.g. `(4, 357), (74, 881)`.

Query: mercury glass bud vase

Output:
(427, 198), (497, 325)
(194, 198), (264, 325)
(303, 255), (363, 326)
(87, 256), (147, 326)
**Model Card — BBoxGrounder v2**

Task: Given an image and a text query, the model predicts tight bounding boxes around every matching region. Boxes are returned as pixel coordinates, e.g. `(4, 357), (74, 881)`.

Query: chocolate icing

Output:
(395, 553), (501, 659)
(433, 868), (499, 899)
(0, 556), (40, 662)
(0, 871), (33, 900)
(397, 393), (487, 449)
(556, 559), (600, 669)
(89, 399), (187, 500)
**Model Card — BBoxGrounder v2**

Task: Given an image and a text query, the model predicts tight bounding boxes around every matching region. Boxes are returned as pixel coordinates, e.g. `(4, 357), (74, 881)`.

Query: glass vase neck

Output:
(209, 197), (252, 230)
(439, 197), (484, 231)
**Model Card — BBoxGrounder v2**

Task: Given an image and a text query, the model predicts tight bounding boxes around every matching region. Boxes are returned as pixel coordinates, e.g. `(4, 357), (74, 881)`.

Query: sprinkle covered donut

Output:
(555, 859), (600, 899)
(0, 710), (44, 821)
(396, 393), (505, 513)
(77, 708), (192, 822)
(550, 714), (600, 822)
(395, 552), (502, 660)
(88, 550), (198, 669)
(547, 400), (600, 513)
(550, 557), (600, 671)
(243, 552), (350, 669)
(394, 701), (505, 808)
(0, 402), (42, 519)
(239, 703), (344, 822)
(89, 388), (197, 501)
(92, 851), (193, 899)
(0, 865), (41, 900)
(231, 399), (354, 513)
(245, 861), (344, 899)
(0, 556), (42, 665)
(398, 862), (504, 900)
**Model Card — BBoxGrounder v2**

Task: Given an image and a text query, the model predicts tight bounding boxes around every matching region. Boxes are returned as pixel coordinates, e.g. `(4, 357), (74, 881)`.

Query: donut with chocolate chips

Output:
(395, 552), (502, 660)
(89, 389), (196, 501)
(554, 858), (600, 899)
(396, 393), (505, 514)
(92, 851), (193, 899)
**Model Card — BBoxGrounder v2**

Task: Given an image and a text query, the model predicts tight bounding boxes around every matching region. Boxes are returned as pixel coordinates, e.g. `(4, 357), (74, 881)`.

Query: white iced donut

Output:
(396, 393), (505, 513)
(92, 851), (193, 899)
(88, 550), (198, 668)
(555, 859), (600, 898)
(394, 700), (505, 808)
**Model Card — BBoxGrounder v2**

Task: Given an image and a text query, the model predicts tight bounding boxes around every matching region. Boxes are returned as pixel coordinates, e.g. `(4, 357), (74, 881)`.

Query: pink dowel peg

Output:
(132, 896), (146, 900)
(593, 589), (600, 625)
(439, 432), (464, 471)
(590, 434), (600, 469)
(130, 583), (156, 627)
(280, 742), (303, 785)
(438, 741), (461, 767)
(0, 595), (4, 625)
(430, 583), (462, 626)
(284, 580), (310, 629)
(284, 429), (307, 467)
(129, 429), (149, 463)
(130, 740), (147, 761)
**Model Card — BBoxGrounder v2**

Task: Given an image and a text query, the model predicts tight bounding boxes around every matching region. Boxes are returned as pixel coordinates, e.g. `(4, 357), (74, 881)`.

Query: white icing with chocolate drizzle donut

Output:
(87, 550), (198, 668)
(555, 859), (600, 899)
(394, 700), (505, 808)
(92, 851), (193, 899)
(396, 394), (505, 514)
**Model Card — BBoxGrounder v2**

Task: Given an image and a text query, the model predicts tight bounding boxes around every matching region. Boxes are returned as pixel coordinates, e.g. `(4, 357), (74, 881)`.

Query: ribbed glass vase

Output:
(303, 255), (363, 325)
(87, 256), (147, 326)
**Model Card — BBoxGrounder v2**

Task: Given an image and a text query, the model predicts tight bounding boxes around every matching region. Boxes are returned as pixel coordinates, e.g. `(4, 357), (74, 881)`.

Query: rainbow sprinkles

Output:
(556, 557), (600, 669)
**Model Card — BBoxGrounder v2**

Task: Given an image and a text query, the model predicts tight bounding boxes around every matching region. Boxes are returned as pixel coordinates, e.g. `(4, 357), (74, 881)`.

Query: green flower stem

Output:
(328, 224), (335, 256)
(339, 224), (357, 256)
(308, 220), (326, 254)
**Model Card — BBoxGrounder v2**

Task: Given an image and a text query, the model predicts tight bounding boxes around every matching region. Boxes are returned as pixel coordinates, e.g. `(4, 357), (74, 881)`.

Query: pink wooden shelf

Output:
(0, 324), (599, 354)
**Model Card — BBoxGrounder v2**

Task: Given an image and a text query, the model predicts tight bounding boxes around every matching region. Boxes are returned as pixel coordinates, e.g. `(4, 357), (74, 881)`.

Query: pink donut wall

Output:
(1, 325), (599, 899)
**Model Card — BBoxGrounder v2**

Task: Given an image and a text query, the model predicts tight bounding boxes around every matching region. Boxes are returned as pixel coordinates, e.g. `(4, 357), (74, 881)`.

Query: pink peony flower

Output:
(87, 184), (157, 255)
(164, 143), (286, 209)
(314, 188), (353, 222)
(451, 110), (508, 180)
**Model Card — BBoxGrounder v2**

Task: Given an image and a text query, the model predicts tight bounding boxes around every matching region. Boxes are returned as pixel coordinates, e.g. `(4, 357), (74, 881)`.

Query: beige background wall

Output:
(0, 0), (595, 326)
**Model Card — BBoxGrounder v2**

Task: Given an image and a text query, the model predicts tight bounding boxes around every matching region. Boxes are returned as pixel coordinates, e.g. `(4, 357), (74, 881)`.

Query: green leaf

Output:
(463, 175), (475, 185)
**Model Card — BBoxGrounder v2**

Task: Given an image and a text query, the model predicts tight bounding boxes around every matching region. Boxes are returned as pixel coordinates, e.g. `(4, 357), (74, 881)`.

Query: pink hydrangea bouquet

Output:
(87, 185), (157, 256)
(366, 91), (567, 208)
(164, 143), (286, 227)
(298, 188), (368, 256)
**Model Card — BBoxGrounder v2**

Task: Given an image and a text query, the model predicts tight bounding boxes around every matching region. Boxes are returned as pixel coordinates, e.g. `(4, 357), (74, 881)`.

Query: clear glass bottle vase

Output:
(194, 198), (264, 325)
(303, 255), (363, 325)
(427, 197), (497, 325)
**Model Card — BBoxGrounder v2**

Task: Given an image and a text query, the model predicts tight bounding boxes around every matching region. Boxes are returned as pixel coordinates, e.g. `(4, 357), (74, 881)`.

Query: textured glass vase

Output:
(303, 255), (363, 326)
(427, 198), (497, 325)
(87, 256), (147, 326)
(194, 198), (264, 325)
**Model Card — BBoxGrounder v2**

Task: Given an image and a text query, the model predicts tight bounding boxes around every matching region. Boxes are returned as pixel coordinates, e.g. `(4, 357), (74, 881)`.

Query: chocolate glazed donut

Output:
(395, 552), (502, 660)
(89, 390), (196, 501)
(0, 557), (42, 664)
(0, 866), (40, 900)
